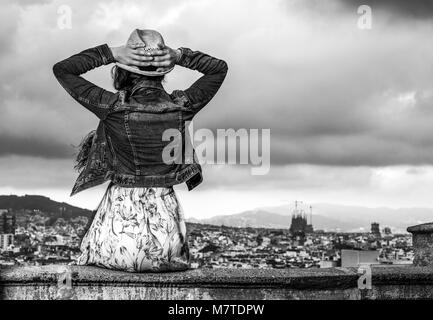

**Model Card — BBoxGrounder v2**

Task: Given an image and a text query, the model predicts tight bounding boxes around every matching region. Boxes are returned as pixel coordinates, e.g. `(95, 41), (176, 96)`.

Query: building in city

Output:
(371, 222), (381, 238)
(0, 233), (14, 251)
(0, 209), (16, 234)
(383, 227), (392, 236)
(289, 202), (314, 236)
(341, 249), (380, 267)
(0, 210), (16, 252)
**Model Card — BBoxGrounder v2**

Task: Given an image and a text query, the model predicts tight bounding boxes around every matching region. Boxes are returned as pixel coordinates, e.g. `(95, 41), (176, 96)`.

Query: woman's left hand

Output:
(110, 44), (154, 67)
(149, 47), (181, 72)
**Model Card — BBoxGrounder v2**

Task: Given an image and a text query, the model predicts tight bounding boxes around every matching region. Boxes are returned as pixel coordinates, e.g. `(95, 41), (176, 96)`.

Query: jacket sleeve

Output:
(172, 48), (228, 114)
(53, 44), (117, 119)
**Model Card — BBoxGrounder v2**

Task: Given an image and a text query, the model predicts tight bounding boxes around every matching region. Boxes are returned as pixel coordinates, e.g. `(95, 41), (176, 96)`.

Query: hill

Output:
(0, 195), (93, 219)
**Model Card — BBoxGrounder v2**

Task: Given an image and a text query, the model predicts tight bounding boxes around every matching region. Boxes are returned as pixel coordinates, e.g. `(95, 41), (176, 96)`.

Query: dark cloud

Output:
(0, 135), (73, 158)
(271, 134), (433, 167)
(339, 0), (433, 19)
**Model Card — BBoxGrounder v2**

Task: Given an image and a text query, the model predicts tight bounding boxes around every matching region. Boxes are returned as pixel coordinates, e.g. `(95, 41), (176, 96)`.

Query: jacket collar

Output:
(130, 78), (164, 96)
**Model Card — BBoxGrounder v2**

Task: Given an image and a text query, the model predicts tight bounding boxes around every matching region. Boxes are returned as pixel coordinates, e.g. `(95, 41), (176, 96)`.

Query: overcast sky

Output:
(1, 0), (433, 218)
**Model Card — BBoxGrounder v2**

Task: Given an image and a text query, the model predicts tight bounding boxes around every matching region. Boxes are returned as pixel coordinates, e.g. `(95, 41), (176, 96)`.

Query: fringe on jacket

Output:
(74, 130), (96, 173)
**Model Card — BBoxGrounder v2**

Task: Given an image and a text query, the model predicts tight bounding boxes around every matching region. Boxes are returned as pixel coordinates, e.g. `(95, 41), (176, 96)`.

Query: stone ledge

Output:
(1, 265), (358, 289)
(1, 265), (433, 300)
(408, 222), (433, 234)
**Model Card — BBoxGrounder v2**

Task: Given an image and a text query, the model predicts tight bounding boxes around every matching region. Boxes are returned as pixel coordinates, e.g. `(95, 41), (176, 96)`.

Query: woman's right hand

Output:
(110, 44), (154, 67)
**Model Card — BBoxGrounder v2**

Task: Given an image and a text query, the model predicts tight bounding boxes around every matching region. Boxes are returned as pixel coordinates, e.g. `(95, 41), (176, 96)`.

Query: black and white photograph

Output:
(1, 0), (433, 309)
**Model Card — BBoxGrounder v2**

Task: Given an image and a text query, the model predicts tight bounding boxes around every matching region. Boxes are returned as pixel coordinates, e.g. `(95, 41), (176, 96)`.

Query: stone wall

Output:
(1, 264), (433, 300)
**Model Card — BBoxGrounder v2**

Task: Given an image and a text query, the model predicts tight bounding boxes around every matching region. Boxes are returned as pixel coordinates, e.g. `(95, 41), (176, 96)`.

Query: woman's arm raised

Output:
(151, 46), (228, 114)
(53, 44), (152, 119)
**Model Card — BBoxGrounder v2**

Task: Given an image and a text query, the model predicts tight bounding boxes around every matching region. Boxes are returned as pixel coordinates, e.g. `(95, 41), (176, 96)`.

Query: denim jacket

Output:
(53, 44), (228, 196)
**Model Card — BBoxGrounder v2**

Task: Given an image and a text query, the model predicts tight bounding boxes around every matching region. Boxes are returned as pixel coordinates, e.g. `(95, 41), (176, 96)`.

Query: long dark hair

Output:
(111, 65), (164, 97)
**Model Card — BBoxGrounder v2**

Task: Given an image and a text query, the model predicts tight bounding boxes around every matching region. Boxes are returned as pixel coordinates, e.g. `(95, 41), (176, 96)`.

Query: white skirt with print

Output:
(77, 183), (190, 272)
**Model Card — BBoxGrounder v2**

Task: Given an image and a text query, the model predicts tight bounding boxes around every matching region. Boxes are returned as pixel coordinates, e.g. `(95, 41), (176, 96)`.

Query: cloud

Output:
(1, 0), (433, 170)
(0, 156), (75, 188)
(4, 156), (433, 215)
(0, 134), (72, 158)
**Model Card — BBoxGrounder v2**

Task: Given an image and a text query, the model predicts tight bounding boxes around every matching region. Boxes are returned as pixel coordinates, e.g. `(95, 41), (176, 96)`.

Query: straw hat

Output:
(116, 29), (174, 76)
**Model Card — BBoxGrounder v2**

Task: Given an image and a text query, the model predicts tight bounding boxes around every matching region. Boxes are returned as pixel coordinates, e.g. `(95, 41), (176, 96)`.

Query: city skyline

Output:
(1, 194), (427, 233)
(0, 204), (414, 269)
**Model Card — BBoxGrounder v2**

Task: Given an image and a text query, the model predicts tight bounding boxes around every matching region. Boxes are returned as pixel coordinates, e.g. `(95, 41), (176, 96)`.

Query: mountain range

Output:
(187, 203), (433, 233)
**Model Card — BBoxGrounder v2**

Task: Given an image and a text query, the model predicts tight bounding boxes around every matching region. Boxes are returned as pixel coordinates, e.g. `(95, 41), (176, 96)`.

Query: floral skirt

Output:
(76, 183), (190, 272)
